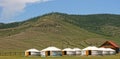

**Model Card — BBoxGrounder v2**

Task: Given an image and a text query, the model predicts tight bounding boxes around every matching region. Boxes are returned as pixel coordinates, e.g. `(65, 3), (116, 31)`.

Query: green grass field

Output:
(0, 13), (120, 50)
(0, 54), (119, 59)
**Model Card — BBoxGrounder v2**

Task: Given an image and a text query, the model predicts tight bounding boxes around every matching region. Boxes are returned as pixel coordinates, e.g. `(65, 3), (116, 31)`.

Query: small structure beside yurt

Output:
(25, 48), (40, 56)
(62, 48), (75, 56)
(41, 46), (62, 57)
(73, 48), (81, 55)
(82, 46), (99, 56)
(100, 41), (119, 53)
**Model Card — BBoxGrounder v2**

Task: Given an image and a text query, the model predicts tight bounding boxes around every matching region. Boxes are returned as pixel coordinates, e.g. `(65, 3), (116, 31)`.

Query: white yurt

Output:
(41, 46), (62, 57)
(82, 46), (99, 56)
(105, 48), (116, 55)
(73, 48), (81, 55)
(109, 49), (116, 55)
(25, 48), (40, 56)
(98, 48), (116, 55)
(97, 47), (106, 55)
(62, 48), (75, 56)
(97, 47), (116, 55)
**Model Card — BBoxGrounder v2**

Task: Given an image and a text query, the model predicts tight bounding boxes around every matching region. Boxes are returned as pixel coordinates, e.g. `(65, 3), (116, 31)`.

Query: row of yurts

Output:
(25, 46), (116, 57)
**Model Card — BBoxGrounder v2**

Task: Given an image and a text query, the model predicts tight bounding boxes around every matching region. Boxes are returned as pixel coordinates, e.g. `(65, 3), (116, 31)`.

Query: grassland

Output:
(0, 55), (120, 59)
(0, 12), (120, 50)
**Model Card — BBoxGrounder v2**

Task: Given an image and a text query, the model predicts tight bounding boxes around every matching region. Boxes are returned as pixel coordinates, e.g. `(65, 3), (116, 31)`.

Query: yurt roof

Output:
(98, 47), (107, 51)
(105, 48), (115, 51)
(63, 48), (73, 51)
(25, 48), (40, 52)
(41, 46), (61, 51)
(98, 48), (115, 51)
(82, 46), (99, 50)
(73, 48), (81, 51)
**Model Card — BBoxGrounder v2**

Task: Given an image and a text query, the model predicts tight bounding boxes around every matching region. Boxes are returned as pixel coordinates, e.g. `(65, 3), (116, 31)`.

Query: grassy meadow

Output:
(0, 13), (120, 50)
(0, 54), (120, 59)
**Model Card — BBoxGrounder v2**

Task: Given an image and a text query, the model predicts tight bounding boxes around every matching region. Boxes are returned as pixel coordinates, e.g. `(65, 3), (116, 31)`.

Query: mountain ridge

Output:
(0, 12), (120, 51)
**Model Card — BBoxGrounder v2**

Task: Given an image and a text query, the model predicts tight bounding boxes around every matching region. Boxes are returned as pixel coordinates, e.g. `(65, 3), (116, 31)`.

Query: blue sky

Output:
(0, 0), (120, 23)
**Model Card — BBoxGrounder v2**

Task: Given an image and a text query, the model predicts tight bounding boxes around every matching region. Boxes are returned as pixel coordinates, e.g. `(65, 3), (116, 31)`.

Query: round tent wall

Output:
(98, 48), (116, 55)
(63, 48), (75, 55)
(25, 48), (40, 56)
(105, 48), (116, 55)
(73, 48), (81, 55)
(41, 46), (62, 57)
(82, 46), (99, 56)
(97, 48), (106, 55)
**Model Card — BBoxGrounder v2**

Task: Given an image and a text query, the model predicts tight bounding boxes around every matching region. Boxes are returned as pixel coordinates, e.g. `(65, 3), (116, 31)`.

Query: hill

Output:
(0, 12), (120, 51)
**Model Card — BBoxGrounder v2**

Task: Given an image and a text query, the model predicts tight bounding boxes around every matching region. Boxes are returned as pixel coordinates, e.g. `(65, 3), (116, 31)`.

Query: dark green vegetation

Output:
(0, 12), (120, 51)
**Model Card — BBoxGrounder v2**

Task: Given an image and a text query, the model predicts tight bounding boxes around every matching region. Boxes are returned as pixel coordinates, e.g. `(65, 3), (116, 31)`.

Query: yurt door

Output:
(86, 50), (89, 56)
(46, 51), (50, 56)
(25, 52), (31, 56)
(88, 50), (92, 55)
(62, 51), (67, 55)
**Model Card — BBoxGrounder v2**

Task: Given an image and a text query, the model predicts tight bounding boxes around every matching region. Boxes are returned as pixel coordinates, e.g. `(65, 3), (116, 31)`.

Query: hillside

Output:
(0, 12), (120, 51)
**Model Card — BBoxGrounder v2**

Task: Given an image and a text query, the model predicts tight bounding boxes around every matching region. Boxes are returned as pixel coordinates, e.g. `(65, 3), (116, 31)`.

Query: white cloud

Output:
(0, 0), (52, 20)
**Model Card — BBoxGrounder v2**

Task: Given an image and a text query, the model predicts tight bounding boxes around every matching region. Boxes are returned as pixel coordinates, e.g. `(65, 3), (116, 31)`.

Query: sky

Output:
(0, 0), (120, 23)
